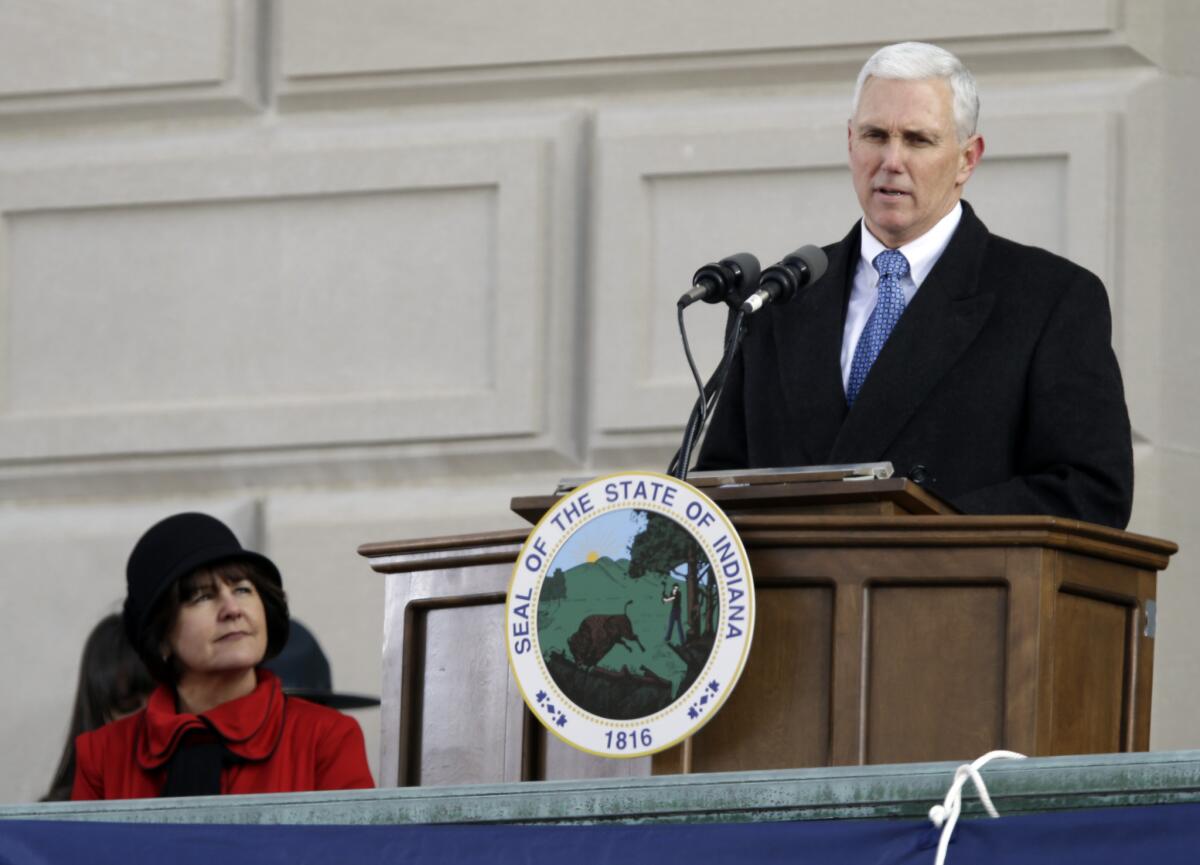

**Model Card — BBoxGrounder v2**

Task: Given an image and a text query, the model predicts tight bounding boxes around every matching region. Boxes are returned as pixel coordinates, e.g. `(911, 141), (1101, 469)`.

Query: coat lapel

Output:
(770, 222), (857, 464)
(828, 202), (996, 463)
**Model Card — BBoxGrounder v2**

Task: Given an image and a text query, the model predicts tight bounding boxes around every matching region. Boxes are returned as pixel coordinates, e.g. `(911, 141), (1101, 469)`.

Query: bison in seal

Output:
(567, 600), (645, 668)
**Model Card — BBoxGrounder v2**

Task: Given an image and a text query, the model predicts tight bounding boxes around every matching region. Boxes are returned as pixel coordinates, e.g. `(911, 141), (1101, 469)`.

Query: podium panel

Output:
(408, 600), (512, 786)
(688, 584), (833, 773)
(1051, 591), (1128, 755)
(865, 582), (1007, 764)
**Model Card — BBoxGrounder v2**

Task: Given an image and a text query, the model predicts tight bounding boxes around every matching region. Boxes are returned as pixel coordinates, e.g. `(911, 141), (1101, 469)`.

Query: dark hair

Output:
(43, 613), (156, 801)
(137, 559), (289, 685)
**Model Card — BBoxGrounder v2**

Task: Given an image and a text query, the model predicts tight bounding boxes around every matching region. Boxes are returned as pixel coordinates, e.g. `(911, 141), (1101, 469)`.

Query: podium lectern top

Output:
(511, 475), (955, 524)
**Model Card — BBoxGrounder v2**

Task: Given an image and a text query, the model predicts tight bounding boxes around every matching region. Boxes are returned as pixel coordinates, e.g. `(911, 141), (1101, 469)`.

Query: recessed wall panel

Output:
(0, 0), (231, 96)
(0, 126), (563, 461)
(280, 0), (1113, 81)
(7, 187), (496, 412)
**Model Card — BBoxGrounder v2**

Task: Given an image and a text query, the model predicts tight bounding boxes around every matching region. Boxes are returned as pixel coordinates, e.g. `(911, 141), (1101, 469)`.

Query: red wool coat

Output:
(72, 669), (374, 799)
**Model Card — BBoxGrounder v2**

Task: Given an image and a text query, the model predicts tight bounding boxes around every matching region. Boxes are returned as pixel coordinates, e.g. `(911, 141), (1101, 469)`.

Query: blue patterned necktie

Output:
(846, 249), (910, 406)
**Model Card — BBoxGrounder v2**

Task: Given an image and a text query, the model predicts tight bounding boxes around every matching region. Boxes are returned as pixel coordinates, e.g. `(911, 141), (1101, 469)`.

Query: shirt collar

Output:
(859, 201), (962, 288)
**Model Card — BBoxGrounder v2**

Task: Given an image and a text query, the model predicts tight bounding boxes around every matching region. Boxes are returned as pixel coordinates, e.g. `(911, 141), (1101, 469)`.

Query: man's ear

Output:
(957, 134), (985, 185)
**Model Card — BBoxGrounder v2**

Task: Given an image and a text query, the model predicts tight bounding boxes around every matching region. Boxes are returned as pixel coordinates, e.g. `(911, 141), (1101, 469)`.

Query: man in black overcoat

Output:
(696, 42), (1133, 529)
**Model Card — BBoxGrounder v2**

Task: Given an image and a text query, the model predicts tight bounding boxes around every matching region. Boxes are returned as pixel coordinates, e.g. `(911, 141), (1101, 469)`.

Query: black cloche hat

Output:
(124, 512), (284, 648)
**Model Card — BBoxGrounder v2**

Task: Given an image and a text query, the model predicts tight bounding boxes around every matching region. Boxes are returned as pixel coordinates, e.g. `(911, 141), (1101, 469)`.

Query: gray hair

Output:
(852, 42), (979, 141)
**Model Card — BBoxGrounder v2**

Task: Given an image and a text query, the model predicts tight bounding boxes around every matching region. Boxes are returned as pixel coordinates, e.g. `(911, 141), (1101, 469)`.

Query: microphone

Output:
(741, 245), (827, 314)
(677, 252), (761, 309)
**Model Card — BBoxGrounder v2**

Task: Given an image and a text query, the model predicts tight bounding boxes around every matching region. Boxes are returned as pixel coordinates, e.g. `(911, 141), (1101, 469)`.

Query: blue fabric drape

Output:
(1, 802), (1197, 865)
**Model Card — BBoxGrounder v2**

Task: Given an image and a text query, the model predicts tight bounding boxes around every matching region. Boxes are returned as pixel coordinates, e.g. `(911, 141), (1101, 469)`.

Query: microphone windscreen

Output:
(788, 244), (828, 285)
(720, 252), (761, 297)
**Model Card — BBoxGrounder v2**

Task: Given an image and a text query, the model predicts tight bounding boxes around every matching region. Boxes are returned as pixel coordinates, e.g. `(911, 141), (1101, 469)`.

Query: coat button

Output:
(909, 464), (932, 485)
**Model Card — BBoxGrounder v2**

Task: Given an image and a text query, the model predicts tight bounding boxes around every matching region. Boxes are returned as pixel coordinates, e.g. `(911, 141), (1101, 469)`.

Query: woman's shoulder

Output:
(279, 696), (374, 789)
(75, 705), (147, 777)
(77, 709), (145, 751)
(282, 695), (359, 730)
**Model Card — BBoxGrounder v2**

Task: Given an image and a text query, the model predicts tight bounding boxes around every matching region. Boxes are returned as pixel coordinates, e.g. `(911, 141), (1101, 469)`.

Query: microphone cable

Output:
(668, 307), (749, 480)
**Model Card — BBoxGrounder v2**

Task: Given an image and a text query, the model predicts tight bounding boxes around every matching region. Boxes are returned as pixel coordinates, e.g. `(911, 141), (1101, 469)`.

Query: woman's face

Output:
(166, 573), (268, 680)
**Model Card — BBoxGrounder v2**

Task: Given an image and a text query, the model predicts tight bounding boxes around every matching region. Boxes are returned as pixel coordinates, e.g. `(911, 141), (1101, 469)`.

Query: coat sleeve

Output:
(951, 268), (1134, 529)
(314, 714), (375, 790)
(70, 732), (103, 801)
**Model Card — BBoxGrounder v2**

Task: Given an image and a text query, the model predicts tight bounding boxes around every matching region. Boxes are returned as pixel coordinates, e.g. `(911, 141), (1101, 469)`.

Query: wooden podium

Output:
(358, 474), (1176, 788)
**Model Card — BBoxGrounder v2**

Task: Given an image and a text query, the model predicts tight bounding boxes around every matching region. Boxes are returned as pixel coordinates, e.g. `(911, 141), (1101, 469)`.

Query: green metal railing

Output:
(5, 751), (1200, 827)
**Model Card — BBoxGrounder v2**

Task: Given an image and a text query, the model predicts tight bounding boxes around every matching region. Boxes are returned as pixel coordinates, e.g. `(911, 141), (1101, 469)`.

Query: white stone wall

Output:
(0, 0), (1196, 802)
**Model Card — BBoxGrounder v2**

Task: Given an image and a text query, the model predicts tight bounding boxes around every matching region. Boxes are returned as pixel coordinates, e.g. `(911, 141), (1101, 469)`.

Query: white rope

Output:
(928, 750), (1027, 865)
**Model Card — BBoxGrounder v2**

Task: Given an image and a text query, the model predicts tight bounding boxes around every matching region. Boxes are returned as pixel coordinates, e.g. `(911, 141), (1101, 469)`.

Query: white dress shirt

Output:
(839, 202), (964, 393)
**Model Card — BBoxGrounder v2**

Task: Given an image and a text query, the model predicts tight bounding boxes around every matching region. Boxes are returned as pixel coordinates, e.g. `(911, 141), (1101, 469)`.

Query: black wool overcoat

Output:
(695, 201), (1134, 529)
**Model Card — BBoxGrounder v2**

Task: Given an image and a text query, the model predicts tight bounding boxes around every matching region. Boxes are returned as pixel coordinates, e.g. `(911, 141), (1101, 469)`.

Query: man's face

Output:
(848, 76), (983, 248)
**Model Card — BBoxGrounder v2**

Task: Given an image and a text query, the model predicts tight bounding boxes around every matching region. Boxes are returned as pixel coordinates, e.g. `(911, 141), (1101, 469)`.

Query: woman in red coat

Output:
(72, 512), (374, 799)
